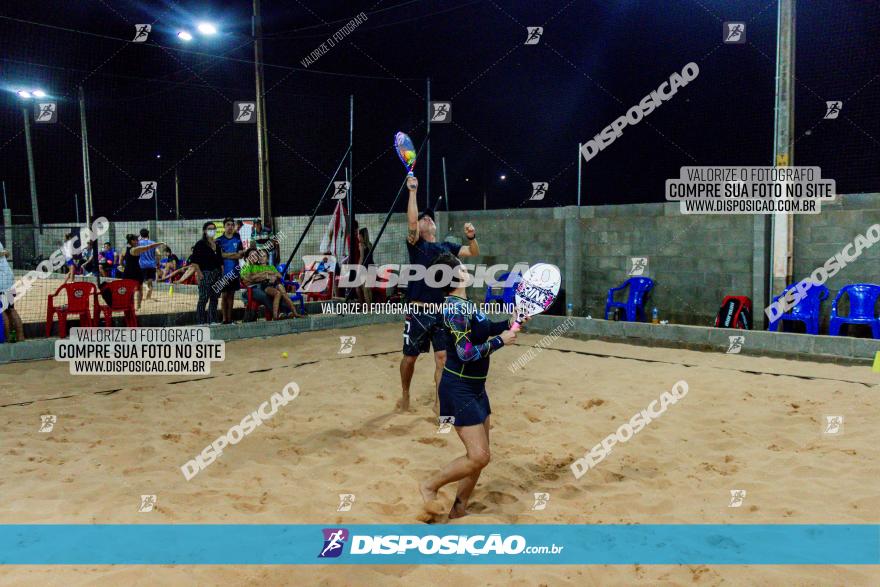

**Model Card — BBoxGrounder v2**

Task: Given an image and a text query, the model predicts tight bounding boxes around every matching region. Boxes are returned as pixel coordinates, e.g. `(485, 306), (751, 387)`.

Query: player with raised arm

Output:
(399, 174), (480, 412)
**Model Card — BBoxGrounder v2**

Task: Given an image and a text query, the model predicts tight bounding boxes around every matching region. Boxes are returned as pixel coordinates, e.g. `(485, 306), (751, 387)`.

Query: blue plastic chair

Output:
(276, 264), (305, 315)
(768, 284), (829, 335)
(484, 271), (521, 309)
(604, 277), (654, 321)
(828, 283), (880, 338)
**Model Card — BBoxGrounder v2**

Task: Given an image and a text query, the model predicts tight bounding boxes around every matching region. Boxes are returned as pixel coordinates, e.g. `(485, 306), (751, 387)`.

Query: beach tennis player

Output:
(419, 251), (522, 518)
(400, 174), (480, 412)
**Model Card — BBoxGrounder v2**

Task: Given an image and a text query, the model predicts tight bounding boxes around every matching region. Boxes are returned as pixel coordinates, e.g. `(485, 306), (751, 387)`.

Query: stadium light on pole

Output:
(19, 99), (40, 234)
(177, 30), (193, 41)
(197, 22), (218, 35)
(13, 85), (52, 233)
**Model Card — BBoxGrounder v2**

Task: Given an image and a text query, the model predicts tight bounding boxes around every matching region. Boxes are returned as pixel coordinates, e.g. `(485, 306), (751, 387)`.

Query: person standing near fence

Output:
(216, 217), (248, 324)
(61, 233), (78, 284)
(137, 228), (158, 304)
(357, 227), (374, 305)
(251, 218), (273, 263)
(122, 234), (164, 311)
(0, 239), (24, 341)
(190, 222), (223, 324)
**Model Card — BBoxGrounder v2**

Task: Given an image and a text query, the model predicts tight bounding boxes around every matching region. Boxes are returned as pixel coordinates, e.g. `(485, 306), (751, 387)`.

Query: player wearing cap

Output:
(399, 175), (479, 412)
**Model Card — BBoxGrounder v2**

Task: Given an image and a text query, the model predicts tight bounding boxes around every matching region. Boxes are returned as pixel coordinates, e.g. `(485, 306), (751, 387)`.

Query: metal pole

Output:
(1, 180), (7, 210)
(22, 107), (40, 233)
(426, 77), (431, 209)
(577, 143), (583, 206)
(770, 0), (796, 302)
(74, 193), (80, 223)
(348, 95), (355, 284)
(253, 0), (272, 222)
(441, 156), (449, 212)
(174, 167), (180, 220)
(154, 181), (159, 225)
(343, 166), (351, 301)
(78, 86), (94, 224)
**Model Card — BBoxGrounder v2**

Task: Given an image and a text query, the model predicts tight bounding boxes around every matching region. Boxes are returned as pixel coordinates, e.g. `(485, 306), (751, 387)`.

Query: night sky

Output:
(0, 0), (878, 224)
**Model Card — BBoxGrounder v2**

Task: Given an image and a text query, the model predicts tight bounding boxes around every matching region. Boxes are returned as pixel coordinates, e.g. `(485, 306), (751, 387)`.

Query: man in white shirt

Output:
(0, 240), (24, 341)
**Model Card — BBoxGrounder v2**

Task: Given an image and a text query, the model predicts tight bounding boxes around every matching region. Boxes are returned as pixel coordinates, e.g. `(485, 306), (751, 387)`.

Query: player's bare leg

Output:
(433, 350), (446, 415)
(449, 416), (490, 519)
(422, 421), (490, 516)
(399, 355), (417, 411)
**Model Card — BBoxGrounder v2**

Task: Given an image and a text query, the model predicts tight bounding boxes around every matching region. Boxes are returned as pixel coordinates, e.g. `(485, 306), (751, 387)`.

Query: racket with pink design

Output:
(510, 263), (562, 332)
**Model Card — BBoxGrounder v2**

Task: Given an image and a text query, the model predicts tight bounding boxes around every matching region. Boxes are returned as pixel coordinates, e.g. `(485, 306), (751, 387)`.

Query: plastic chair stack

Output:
(484, 271), (522, 309)
(245, 287), (274, 321)
(768, 285), (829, 335)
(604, 277), (654, 322)
(94, 279), (139, 328)
(46, 282), (97, 337)
(829, 283), (880, 338)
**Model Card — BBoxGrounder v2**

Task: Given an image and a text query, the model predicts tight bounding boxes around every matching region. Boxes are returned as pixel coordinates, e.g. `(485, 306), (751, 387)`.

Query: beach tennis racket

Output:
(394, 131), (417, 176)
(509, 263), (562, 332)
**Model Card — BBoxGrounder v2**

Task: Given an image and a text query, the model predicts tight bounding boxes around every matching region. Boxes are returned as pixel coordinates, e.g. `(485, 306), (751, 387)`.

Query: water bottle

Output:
(566, 303), (573, 317)
(651, 307), (659, 324)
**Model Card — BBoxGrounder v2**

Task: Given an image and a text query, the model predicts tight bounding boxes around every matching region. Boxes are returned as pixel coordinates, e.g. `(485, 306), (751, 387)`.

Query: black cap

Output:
(418, 209), (435, 221)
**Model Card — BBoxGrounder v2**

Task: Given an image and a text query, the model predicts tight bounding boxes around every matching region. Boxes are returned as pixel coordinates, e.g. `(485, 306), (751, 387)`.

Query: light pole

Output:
(174, 167), (181, 220)
(21, 104), (40, 232)
(253, 0), (272, 222)
(78, 86), (94, 225)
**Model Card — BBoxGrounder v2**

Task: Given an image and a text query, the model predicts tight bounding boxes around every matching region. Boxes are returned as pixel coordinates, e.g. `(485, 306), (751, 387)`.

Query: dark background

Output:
(0, 0), (878, 223)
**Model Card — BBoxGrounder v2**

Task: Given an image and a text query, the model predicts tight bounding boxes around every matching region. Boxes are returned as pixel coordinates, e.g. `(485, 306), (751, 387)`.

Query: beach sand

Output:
(1, 322), (878, 585)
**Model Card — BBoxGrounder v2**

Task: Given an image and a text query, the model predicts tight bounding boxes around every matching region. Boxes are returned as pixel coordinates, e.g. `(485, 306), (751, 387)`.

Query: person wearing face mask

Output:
(189, 222), (224, 324)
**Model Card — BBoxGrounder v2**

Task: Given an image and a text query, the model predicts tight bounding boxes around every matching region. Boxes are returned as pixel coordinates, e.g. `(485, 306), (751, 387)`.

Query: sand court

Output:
(0, 323), (877, 585)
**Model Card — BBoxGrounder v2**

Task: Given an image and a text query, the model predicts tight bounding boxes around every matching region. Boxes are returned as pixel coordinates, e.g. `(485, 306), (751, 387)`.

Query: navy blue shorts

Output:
(402, 312), (446, 356)
(438, 371), (491, 427)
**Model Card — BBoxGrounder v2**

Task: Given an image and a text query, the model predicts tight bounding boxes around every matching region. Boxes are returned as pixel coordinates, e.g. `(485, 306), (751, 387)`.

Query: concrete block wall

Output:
(12, 192), (880, 330)
(441, 208), (567, 304)
(791, 194), (880, 333)
(579, 203), (757, 326)
(445, 205), (756, 325)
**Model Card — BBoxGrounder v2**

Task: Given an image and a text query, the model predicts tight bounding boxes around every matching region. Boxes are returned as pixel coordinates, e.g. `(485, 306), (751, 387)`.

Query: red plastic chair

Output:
(94, 279), (139, 328)
(245, 287), (273, 321)
(46, 282), (97, 337)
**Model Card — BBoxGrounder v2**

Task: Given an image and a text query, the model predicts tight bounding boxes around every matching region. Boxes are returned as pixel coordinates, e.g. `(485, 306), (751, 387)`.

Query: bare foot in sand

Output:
(419, 482), (445, 515)
(448, 497), (468, 519)
(396, 393), (411, 412)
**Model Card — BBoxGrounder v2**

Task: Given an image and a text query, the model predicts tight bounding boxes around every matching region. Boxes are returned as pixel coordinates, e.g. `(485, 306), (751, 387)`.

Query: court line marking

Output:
(545, 347), (877, 388)
(0, 351), (399, 408)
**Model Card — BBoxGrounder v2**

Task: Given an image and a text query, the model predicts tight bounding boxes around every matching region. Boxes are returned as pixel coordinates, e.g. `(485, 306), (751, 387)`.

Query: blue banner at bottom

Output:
(0, 524), (877, 565)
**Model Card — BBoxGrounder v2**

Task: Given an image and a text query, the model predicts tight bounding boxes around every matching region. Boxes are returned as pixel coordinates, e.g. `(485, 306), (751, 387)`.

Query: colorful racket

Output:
(510, 263), (562, 332)
(394, 131), (417, 176)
